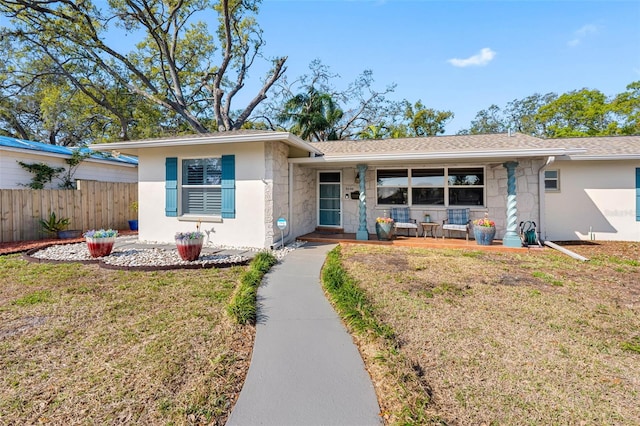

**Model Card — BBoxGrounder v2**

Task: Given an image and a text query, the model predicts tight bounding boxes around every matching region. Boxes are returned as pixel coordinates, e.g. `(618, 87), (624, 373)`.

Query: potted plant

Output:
(84, 229), (118, 257)
(175, 230), (205, 261)
(128, 201), (139, 231)
(473, 215), (496, 245)
(39, 211), (82, 239)
(375, 216), (395, 241)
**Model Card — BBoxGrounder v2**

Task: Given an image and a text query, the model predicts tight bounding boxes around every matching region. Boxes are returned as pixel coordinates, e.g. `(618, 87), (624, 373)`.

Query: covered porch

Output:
(297, 231), (542, 253)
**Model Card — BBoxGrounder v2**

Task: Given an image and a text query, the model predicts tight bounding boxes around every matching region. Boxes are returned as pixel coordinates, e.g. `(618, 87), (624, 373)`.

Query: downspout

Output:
(544, 241), (589, 262)
(537, 156), (555, 241)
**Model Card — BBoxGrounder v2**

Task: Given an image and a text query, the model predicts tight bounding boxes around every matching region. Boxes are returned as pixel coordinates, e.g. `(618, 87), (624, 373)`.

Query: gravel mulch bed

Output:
(24, 243), (252, 270)
(10, 234), (305, 270)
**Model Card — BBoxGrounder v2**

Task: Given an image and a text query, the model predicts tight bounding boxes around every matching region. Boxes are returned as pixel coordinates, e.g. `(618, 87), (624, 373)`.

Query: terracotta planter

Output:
(175, 238), (204, 261)
(86, 236), (116, 258)
(474, 226), (496, 245)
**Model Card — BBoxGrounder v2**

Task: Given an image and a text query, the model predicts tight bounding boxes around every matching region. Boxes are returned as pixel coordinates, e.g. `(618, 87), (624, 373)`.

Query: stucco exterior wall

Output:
(137, 142), (268, 247)
(544, 160), (640, 241)
(264, 141), (290, 247)
(0, 150), (137, 189)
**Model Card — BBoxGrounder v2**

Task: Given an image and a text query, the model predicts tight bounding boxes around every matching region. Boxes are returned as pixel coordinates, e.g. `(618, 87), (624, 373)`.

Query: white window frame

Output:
(544, 169), (560, 192)
(317, 170), (343, 228)
(180, 157), (222, 217)
(376, 166), (486, 207)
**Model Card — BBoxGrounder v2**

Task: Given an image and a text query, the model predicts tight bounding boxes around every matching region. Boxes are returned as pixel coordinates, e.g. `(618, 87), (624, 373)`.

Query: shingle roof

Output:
(309, 133), (562, 155)
(308, 133), (640, 159)
(0, 136), (138, 165)
(549, 135), (640, 158)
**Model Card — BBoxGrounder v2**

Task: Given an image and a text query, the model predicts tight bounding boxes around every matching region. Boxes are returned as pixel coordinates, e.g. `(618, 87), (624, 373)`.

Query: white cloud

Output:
(447, 48), (497, 68)
(568, 24), (598, 47)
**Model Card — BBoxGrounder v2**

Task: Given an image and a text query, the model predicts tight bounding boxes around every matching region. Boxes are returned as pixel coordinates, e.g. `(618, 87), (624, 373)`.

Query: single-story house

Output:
(89, 131), (640, 247)
(0, 136), (138, 189)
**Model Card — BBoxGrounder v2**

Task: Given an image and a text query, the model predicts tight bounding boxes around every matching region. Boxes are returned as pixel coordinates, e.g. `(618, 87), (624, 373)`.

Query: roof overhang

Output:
(89, 132), (323, 157)
(289, 148), (587, 165)
(558, 154), (640, 161)
(1, 145), (137, 167)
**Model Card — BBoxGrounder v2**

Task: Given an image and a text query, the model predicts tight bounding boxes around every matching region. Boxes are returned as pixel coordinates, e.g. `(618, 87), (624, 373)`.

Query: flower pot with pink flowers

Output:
(473, 216), (496, 245)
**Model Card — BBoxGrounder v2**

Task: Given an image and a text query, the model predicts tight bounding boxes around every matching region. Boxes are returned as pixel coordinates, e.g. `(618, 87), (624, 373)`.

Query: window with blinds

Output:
(182, 158), (222, 215)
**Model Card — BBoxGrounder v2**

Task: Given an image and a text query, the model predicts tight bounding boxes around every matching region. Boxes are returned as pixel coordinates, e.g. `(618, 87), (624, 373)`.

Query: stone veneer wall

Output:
(264, 141), (290, 247)
(484, 158), (542, 239)
(290, 164), (316, 238)
(340, 160), (542, 239)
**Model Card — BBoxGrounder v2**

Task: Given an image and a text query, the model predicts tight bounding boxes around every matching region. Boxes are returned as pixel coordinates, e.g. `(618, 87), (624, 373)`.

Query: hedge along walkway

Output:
(226, 242), (382, 426)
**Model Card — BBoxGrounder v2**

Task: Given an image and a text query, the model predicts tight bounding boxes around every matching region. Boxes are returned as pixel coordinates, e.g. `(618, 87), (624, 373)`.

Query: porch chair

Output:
(442, 208), (471, 240)
(390, 207), (419, 237)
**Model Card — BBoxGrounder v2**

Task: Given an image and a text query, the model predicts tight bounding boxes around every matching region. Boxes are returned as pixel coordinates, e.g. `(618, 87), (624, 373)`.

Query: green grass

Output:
(621, 336), (640, 354)
(321, 246), (393, 339)
(334, 243), (640, 425)
(321, 246), (438, 424)
(0, 254), (251, 425)
(12, 290), (52, 306)
(226, 251), (277, 324)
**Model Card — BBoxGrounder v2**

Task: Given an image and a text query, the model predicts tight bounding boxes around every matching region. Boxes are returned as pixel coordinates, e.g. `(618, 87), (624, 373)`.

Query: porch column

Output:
(503, 161), (522, 247)
(356, 164), (369, 240)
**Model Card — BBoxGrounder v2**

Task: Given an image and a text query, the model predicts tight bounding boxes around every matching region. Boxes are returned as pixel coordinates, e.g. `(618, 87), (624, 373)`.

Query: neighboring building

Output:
(90, 131), (640, 248)
(0, 136), (138, 189)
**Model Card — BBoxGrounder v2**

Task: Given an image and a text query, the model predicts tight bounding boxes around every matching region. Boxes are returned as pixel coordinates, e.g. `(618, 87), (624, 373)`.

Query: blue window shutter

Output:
(221, 155), (235, 218)
(636, 168), (640, 221)
(165, 157), (178, 217)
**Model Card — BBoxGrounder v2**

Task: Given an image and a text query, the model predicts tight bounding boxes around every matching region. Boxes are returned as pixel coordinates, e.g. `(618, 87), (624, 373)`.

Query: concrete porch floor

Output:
(298, 232), (543, 253)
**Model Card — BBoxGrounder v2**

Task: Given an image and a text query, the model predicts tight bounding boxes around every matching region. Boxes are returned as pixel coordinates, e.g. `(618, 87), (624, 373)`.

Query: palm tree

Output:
(357, 123), (389, 140)
(277, 87), (343, 141)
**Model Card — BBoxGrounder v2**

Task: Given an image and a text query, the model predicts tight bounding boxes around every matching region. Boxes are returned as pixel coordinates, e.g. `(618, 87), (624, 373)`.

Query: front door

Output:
(318, 171), (342, 227)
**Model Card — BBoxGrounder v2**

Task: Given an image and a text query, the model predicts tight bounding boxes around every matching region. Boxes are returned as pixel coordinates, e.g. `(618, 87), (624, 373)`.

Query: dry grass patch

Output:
(0, 255), (251, 425)
(339, 243), (640, 425)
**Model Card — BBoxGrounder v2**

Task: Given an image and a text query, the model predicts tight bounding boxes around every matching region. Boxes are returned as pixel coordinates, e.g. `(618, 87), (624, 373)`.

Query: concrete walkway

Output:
(226, 242), (381, 426)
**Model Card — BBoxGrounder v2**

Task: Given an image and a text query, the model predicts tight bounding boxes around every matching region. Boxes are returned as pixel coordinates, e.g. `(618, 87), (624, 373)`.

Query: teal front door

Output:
(318, 171), (342, 227)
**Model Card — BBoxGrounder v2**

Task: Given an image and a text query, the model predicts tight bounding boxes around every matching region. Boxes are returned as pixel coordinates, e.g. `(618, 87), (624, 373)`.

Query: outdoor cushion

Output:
(446, 208), (469, 225)
(390, 207), (418, 237)
(442, 208), (470, 240)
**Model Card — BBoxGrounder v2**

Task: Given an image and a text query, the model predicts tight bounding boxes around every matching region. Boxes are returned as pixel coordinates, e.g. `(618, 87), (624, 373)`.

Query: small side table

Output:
(420, 222), (440, 239)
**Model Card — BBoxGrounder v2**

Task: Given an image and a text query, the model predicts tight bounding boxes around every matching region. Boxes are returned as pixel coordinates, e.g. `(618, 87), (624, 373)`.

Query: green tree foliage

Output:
(358, 123), (390, 140)
(0, 0), (286, 142)
(263, 60), (451, 141)
(261, 60), (396, 141)
(536, 89), (612, 137)
(17, 161), (64, 189)
(401, 100), (454, 137)
(276, 87), (343, 141)
(460, 83), (639, 138)
(610, 81), (640, 135)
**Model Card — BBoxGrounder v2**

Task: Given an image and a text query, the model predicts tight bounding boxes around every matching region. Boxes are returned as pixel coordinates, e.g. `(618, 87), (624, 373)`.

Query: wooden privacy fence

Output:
(0, 180), (138, 243)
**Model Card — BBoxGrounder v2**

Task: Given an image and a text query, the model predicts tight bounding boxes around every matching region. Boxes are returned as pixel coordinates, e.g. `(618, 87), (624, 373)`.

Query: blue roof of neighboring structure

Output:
(0, 135), (138, 165)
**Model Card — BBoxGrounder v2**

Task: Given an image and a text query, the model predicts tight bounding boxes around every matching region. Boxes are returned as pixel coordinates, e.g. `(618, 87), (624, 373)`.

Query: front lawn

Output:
(0, 255), (251, 425)
(333, 242), (640, 424)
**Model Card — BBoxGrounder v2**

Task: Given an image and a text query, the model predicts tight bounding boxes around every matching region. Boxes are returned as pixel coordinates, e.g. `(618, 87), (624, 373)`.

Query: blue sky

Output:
(244, 0), (640, 134)
(3, 0), (637, 135)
